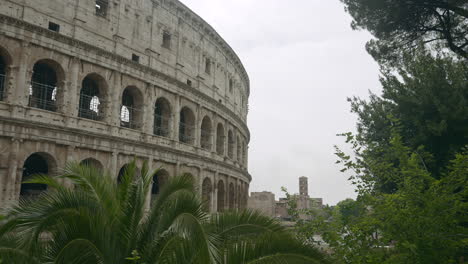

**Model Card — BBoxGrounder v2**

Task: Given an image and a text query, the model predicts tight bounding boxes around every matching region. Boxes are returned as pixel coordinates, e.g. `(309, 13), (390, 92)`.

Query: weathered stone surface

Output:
(0, 0), (250, 212)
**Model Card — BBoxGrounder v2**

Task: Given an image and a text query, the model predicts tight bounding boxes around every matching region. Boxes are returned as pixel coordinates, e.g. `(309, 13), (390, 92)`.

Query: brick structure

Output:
(0, 0), (250, 212)
(248, 177), (324, 221)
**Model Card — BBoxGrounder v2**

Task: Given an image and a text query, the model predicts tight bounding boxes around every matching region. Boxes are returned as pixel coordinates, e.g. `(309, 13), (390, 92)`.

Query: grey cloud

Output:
(182, 0), (381, 204)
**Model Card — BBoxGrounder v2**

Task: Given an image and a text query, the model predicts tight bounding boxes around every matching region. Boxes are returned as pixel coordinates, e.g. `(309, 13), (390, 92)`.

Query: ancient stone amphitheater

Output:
(0, 0), (250, 212)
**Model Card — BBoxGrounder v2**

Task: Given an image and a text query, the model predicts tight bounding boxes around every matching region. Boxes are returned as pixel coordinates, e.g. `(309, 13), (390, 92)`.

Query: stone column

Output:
(223, 122), (228, 159)
(63, 145), (77, 188)
(67, 58), (80, 116)
(9, 41), (31, 119)
(212, 171), (218, 213)
(172, 95), (180, 141)
(110, 151), (118, 179)
(109, 71), (122, 133)
(5, 138), (21, 204)
(195, 104), (202, 148)
(175, 161), (180, 177)
(145, 158), (154, 210)
(142, 83), (154, 135)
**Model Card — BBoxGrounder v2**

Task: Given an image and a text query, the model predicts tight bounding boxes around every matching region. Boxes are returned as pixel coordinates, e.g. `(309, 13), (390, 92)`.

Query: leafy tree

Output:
(331, 130), (468, 263)
(340, 0), (468, 63)
(0, 161), (328, 264)
(348, 49), (467, 192)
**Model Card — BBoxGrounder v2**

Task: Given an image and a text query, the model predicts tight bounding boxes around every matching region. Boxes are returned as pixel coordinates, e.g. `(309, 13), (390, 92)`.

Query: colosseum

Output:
(0, 0), (250, 212)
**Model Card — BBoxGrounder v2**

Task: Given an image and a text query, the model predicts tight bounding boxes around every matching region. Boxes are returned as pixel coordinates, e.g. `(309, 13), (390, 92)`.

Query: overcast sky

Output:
(181, 0), (382, 205)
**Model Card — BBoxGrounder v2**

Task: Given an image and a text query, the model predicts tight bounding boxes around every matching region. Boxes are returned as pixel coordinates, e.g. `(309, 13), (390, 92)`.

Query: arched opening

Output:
(0, 55), (6, 101)
(29, 60), (62, 111)
(179, 107), (195, 144)
(80, 158), (103, 172)
(216, 123), (225, 155)
(201, 178), (212, 212)
(200, 116), (212, 150)
(227, 130), (234, 159)
(21, 153), (55, 198)
(217, 180), (225, 212)
(154, 97), (171, 137)
(236, 136), (241, 162)
(120, 86), (143, 129)
(151, 169), (170, 203)
(79, 74), (107, 121)
(228, 183), (235, 210)
(117, 164), (140, 183)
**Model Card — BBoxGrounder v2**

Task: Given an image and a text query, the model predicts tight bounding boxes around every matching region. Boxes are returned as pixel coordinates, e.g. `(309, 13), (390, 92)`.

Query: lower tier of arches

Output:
(0, 120), (249, 213)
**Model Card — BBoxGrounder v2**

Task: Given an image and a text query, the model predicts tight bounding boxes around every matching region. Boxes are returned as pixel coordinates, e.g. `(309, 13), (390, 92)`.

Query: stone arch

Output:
(228, 182), (235, 210)
(117, 163), (140, 183)
(120, 86), (144, 129)
(78, 73), (108, 121)
(217, 180), (225, 212)
(179, 107), (195, 144)
(20, 152), (57, 198)
(0, 46), (12, 101)
(201, 177), (212, 212)
(200, 116), (212, 150)
(29, 59), (65, 112)
(151, 169), (170, 202)
(216, 123), (225, 155)
(154, 97), (171, 137)
(80, 158), (103, 172)
(227, 130), (234, 159)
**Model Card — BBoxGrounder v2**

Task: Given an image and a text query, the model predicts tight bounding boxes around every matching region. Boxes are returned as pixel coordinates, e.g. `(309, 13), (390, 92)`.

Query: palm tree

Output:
(0, 161), (328, 264)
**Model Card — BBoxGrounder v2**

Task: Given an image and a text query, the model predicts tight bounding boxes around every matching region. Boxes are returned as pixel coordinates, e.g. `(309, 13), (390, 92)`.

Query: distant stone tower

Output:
(299, 176), (309, 197)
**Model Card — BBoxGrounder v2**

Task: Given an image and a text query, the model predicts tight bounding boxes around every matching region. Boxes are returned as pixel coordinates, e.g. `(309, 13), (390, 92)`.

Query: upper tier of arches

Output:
(2, 0), (250, 121)
(0, 45), (248, 166)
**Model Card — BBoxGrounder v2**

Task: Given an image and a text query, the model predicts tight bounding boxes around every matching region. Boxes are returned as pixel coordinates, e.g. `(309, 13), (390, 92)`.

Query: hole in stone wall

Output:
(200, 116), (212, 150)
(0, 56), (5, 101)
(162, 31), (171, 49)
(217, 180), (225, 212)
(216, 123), (225, 155)
(21, 153), (50, 198)
(48, 22), (60, 32)
(205, 58), (211, 74)
(154, 97), (171, 137)
(179, 107), (195, 144)
(29, 61), (58, 112)
(79, 75), (103, 121)
(96, 0), (108, 17)
(132, 54), (140, 63)
(151, 169), (169, 204)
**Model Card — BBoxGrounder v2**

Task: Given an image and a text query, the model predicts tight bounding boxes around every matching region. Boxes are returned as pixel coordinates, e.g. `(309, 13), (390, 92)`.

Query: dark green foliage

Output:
(340, 0), (468, 63)
(348, 50), (468, 192)
(0, 161), (328, 264)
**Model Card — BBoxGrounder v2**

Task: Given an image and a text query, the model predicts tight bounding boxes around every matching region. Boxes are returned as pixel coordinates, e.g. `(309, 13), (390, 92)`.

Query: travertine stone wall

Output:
(248, 192), (276, 217)
(0, 0), (250, 212)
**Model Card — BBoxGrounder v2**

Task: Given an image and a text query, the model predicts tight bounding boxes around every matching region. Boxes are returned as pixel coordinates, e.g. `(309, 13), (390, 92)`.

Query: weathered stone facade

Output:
(247, 191), (276, 217)
(0, 0), (250, 212)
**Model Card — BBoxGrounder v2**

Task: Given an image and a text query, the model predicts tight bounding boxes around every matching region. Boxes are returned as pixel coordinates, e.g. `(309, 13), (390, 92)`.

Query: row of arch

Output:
(20, 152), (248, 212)
(0, 50), (247, 164)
